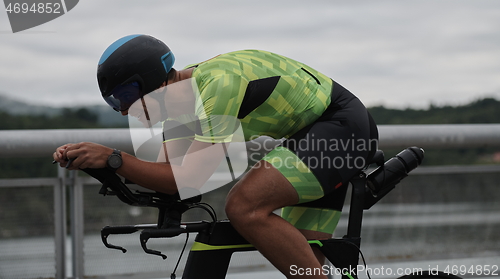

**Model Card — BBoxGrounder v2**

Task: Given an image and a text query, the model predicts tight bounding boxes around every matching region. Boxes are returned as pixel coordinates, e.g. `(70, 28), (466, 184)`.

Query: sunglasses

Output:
(103, 82), (142, 112)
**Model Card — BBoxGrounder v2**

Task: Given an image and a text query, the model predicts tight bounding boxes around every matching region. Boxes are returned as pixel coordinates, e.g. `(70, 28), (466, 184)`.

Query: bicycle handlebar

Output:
(78, 167), (211, 258)
(101, 224), (157, 253)
(140, 222), (212, 259)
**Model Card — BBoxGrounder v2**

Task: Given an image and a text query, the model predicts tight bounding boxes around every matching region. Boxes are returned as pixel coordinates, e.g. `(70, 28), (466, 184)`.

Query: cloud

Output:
(0, 0), (499, 108)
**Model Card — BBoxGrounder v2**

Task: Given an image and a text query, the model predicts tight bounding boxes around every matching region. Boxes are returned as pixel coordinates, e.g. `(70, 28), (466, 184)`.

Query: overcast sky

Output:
(1, 0), (499, 109)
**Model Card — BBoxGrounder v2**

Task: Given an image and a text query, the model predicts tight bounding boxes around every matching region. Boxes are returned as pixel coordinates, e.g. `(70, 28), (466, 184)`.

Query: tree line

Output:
(368, 97), (500, 124)
(0, 107), (103, 130)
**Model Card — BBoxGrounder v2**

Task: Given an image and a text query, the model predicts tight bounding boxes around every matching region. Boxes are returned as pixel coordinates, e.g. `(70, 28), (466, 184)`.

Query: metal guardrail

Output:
(0, 171), (67, 278)
(0, 124), (500, 279)
(1, 124), (500, 158)
(0, 128), (132, 158)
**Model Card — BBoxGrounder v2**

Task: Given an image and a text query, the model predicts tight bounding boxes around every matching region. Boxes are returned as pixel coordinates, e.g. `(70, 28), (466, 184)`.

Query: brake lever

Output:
(101, 225), (157, 253)
(102, 235), (127, 253)
(101, 226), (134, 253)
(140, 228), (186, 260)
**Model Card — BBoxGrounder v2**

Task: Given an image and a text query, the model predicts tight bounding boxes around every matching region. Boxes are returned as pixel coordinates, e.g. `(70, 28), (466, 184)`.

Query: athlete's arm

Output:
(53, 140), (225, 195)
(157, 138), (192, 165)
(117, 139), (224, 194)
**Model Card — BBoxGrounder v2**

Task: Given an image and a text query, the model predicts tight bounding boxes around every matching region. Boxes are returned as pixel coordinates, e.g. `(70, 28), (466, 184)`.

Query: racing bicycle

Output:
(81, 146), (462, 279)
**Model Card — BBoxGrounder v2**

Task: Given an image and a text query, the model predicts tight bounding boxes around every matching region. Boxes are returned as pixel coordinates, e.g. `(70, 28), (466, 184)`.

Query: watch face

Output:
(108, 155), (122, 169)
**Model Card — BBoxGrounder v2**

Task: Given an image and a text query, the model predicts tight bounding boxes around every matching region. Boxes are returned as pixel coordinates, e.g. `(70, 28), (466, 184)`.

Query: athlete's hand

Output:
(57, 142), (113, 170)
(53, 143), (74, 166)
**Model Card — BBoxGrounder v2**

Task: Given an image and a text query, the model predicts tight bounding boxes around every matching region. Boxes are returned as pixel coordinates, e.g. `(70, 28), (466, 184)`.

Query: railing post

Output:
(54, 166), (67, 279)
(69, 170), (85, 279)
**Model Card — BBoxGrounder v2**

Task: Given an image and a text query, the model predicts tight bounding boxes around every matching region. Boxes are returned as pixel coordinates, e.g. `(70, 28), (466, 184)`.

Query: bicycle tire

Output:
(398, 271), (462, 279)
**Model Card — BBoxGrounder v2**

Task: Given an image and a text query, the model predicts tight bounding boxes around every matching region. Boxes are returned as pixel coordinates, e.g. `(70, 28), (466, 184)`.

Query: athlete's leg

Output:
(225, 161), (328, 279)
(282, 206), (342, 264)
(299, 229), (331, 264)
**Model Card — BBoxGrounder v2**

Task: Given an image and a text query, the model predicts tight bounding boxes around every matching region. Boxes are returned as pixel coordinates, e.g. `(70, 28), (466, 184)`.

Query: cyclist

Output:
(53, 34), (378, 279)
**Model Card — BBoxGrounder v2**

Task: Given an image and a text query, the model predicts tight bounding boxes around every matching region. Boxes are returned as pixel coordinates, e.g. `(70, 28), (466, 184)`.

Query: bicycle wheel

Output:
(398, 271), (462, 279)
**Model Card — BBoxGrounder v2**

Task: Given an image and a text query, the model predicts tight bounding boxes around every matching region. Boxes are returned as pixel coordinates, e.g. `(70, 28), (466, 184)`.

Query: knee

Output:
(225, 194), (247, 222)
(225, 194), (265, 227)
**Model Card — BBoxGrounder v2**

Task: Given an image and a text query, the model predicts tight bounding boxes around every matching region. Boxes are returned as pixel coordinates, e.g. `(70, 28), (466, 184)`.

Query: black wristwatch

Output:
(107, 149), (122, 172)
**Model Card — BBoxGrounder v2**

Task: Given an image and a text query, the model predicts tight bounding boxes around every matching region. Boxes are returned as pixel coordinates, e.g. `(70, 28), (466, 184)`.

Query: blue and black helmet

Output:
(97, 34), (175, 111)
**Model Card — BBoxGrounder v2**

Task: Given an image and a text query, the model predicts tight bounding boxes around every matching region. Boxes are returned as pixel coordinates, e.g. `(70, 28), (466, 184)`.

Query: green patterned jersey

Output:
(188, 49), (333, 142)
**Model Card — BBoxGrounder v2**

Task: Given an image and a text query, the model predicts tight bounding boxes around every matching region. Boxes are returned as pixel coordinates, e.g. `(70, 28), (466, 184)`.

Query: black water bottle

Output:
(367, 146), (425, 195)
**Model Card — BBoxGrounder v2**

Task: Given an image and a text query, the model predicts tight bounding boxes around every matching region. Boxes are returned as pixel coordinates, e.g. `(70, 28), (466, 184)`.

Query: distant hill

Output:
(368, 97), (500, 124)
(0, 94), (127, 127)
(0, 93), (60, 116)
